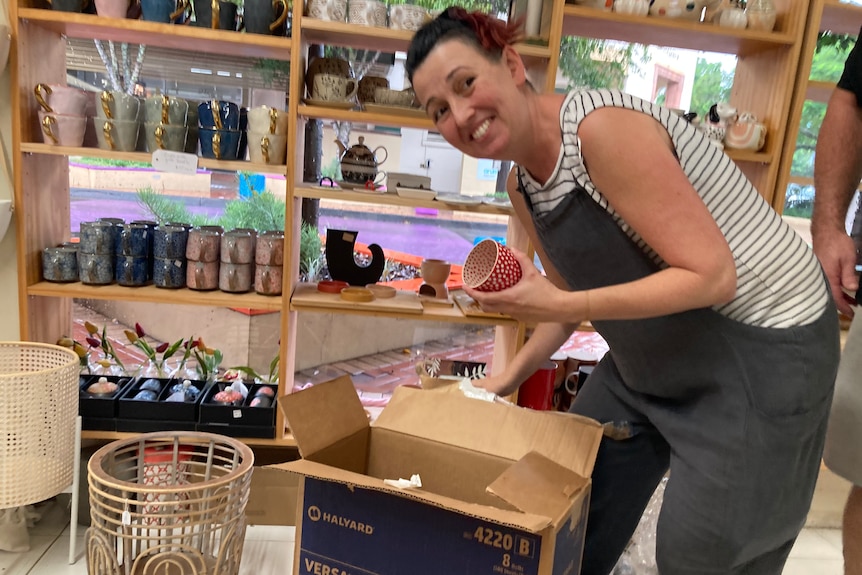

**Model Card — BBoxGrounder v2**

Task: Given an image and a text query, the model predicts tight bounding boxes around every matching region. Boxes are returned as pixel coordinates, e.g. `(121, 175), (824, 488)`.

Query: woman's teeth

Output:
(472, 119), (490, 141)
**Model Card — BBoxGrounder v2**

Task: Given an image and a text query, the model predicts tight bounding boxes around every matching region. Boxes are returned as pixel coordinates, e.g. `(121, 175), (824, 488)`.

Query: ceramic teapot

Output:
(335, 136), (388, 185)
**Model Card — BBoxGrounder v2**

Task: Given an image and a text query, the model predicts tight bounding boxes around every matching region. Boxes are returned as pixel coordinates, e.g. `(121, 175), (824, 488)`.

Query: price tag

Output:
(151, 150), (198, 175)
(233, 409), (242, 419)
(122, 510), (131, 526)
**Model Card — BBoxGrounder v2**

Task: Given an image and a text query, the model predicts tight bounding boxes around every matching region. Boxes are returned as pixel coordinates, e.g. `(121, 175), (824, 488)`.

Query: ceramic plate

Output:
(481, 196), (513, 209)
(364, 103), (427, 119)
(334, 180), (367, 190)
(302, 98), (356, 110)
(396, 186), (437, 201)
(310, 185), (344, 192)
(436, 194), (482, 206)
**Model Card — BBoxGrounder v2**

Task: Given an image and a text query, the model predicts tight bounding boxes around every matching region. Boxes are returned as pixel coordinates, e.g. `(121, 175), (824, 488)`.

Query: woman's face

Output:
(412, 39), (526, 160)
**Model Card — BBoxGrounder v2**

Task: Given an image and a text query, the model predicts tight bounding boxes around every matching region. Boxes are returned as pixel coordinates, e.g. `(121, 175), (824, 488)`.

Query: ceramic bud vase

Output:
(718, 5), (747, 27)
(745, 0), (776, 31)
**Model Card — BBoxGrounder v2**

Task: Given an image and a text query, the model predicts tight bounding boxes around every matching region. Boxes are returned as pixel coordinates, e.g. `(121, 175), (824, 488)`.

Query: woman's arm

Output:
(470, 106), (738, 324)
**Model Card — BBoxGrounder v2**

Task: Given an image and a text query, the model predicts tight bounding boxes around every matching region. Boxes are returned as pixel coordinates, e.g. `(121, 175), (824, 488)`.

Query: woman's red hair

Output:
(445, 7), (525, 53)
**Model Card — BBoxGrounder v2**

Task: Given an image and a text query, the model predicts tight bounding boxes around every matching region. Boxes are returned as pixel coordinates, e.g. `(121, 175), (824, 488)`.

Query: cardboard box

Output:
(273, 376), (602, 575)
(246, 467), (300, 526)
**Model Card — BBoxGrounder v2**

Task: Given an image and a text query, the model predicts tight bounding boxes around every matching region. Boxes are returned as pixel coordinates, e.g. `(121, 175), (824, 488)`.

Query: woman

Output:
(407, 8), (840, 575)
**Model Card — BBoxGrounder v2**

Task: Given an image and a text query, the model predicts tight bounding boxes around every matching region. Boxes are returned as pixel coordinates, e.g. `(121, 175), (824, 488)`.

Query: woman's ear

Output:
(502, 44), (528, 87)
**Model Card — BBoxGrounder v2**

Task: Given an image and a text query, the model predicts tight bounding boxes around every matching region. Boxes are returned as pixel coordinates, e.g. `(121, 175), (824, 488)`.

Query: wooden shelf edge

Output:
(81, 429), (298, 447)
(805, 80), (837, 103)
(297, 104), (434, 129)
(20, 143), (286, 174)
(293, 185), (515, 215)
(820, 0), (862, 35)
(561, 5), (795, 53)
(18, 8), (292, 60)
(28, 281), (285, 311)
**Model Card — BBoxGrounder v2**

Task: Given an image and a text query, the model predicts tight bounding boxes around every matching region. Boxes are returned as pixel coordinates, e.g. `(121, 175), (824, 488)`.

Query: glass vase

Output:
(745, 0), (776, 31)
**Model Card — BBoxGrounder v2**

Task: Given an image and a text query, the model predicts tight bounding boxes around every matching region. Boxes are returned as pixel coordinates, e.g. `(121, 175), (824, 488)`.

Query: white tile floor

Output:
(0, 496), (846, 575)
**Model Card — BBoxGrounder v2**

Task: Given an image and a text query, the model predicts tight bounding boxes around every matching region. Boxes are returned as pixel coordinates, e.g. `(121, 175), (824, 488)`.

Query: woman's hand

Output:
(474, 372), (522, 398)
(464, 248), (583, 324)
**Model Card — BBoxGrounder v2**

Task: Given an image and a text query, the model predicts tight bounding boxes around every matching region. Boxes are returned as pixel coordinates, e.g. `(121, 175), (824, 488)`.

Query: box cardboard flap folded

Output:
(276, 375), (603, 574)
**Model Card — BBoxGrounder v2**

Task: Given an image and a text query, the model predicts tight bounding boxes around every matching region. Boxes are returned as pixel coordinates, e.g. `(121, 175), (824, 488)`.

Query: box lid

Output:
(279, 375), (369, 459)
(486, 451), (589, 522)
(374, 386), (602, 478)
(278, 458), (556, 533)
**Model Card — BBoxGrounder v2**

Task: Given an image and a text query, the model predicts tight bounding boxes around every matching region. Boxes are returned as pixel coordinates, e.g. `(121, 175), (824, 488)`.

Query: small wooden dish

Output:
(317, 280), (349, 294)
(340, 287), (375, 302)
(365, 284), (397, 298)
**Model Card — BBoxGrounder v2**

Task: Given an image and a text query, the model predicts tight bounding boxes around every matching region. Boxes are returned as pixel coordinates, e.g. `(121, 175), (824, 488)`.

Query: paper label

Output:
(152, 150), (198, 175)
(233, 409), (242, 419)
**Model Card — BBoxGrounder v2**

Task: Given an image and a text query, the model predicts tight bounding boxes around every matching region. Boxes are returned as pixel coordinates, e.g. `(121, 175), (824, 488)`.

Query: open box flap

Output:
(273, 459), (555, 533)
(487, 451), (589, 522)
(278, 376), (369, 459)
(374, 386), (603, 478)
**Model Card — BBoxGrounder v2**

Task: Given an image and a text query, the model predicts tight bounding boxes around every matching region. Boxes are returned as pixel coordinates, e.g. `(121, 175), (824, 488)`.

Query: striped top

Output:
(519, 89), (829, 328)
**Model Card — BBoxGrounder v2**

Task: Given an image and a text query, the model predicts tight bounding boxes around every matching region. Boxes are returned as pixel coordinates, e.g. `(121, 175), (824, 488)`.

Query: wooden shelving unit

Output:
(774, 0), (862, 212)
(8, 0), (815, 448)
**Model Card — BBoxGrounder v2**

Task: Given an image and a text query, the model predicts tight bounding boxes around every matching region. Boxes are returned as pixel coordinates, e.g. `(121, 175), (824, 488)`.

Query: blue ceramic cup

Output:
(116, 222), (152, 257)
(79, 252), (114, 285)
(42, 246), (78, 283)
(141, 0), (190, 22)
(79, 221), (117, 255)
(199, 128), (241, 160)
(132, 220), (157, 280)
(115, 256), (149, 287)
(198, 100), (241, 130)
(154, 224), (189, 259)
(153, 257), (187, 289)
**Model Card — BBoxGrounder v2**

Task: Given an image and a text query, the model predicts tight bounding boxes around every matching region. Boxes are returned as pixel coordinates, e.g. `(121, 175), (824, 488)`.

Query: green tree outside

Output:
(689, 58), (734, 119)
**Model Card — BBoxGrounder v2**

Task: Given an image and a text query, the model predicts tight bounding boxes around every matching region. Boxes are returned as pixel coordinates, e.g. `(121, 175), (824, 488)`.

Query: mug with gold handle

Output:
(269, 0), (288, 31)
(211, 99), (224, 130)
(35, 84), (54, 113)
(100, 91), (115, 120)
(211, 0), (220, 28)
(154, 124), (166, 150)
(212, 131), (222, 159)
(41, 115), (58, 145)
(170, 0), (191, 21)
(160, 94), (170, 125)
(103, 121), (117, 151)
(268, 107), (279, 134)
(260, 135), (271, 164)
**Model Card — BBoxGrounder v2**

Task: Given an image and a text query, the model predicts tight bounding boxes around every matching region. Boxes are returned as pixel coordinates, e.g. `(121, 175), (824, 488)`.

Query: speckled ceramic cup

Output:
(219, 262), (252, 293)
(42, 246), (78, 283)
(79, 252), (114, 285)
(153, 257), (186, 289)
(154, 224), (189, 259)
(255, 230), (284, 265)
(186, 259), (219, 290)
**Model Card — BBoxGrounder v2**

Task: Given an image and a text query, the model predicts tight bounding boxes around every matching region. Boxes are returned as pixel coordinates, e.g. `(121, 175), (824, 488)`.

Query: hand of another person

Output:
(812, 227), (859, 317)
(464, 248), (580, 324)
(474, 372), (521, 398)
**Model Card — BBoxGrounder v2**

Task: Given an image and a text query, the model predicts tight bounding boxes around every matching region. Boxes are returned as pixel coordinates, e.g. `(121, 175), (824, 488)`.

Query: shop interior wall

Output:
(0, 0), (20, 341)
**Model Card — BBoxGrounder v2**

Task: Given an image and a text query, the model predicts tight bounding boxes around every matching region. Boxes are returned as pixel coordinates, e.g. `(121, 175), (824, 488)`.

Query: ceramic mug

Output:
(463, 239), (523, 292)
(186, 227), (222, 262)
(307, 0), (347, 21)
(220, 229), (255, 264)
(192, 0), (238, 29)
(373, 87), (415, 107)
(116, 222), (151, 257)
(34, 83), (90, 115)
(312, 73), (358, 102)
(41, 246), (78, 283)
(46, 0), (90, 12)
(219, 262), (253, 293)
(97, 90), (141, 121)
(186, 259), (219, 290)
(358, 75), (389, 104)
(246, 105), (289, 135)
(348, 0), (387, 26)
(517, 360), (557, 411)
(144, 95), (189, 125)
(153, 257), (187, 289)
(198, 128), (241, 160)
(154, 224), (189, 259)
(255, 264), (283, 295)
(115, 255), (149, 286)
(79, 252), (114, 285)
(94, 118), (140, 152)
(247, 132), (287, 165)
(244, 0), (288, 34)
(37, 111), (87, 147)
(79, 221), (117, 255)
(255, 230), (284, 265)
(198, 100), (241, 130)
(144, 122), (188, 152)
(141, 0), (191, 22)
(387, 3), (427, 30)
(94, 0), (130, 18)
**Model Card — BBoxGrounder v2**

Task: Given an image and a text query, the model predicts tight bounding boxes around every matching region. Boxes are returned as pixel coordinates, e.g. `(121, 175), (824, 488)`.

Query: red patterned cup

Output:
(463, 239), (523, 292)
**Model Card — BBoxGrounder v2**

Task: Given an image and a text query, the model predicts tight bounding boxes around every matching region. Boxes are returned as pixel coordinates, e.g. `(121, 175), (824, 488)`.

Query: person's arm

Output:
(469, 106), (737, 325)
(812, 37), (862, 316)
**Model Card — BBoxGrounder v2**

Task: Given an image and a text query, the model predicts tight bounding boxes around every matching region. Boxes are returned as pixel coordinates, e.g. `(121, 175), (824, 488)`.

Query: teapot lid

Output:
(347, 136), (374, 158)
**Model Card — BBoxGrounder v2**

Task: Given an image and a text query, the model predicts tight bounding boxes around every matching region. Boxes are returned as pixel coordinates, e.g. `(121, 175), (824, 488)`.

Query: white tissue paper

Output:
(383, 474), (423, 490)
(458, 378), (498, 403)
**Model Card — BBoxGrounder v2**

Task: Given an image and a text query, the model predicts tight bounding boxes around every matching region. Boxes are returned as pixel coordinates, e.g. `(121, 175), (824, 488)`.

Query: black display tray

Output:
(116, 419), (198, 433)
(79, 374), (134, 419)
(117, 378), (207, 422)
(196, 422), (276, 439)
(82, 417), (117, 432)
(198, 383), (277, 429)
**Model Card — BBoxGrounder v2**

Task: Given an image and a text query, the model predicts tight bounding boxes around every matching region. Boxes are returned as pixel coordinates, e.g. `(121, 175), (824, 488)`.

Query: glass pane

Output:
(810, 33), (858, 83)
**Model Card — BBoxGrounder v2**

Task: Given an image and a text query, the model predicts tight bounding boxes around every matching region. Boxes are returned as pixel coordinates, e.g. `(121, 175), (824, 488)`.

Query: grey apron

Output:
(518, 173), (840, 575)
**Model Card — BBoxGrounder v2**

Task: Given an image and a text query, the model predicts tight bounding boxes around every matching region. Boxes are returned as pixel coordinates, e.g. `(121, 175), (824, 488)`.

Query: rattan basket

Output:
(0, 342), (79, 509)
(86, 432), (255, 575)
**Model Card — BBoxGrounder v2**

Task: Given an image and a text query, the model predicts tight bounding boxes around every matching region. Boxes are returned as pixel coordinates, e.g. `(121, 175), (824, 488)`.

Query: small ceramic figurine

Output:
(87, 376), (118, 396)
(613, 0), (649, 15)
(725, 112), (768, 151)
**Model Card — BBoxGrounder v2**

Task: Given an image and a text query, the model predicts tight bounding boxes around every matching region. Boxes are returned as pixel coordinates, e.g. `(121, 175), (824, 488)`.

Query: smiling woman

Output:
(406, 8), (841, 575)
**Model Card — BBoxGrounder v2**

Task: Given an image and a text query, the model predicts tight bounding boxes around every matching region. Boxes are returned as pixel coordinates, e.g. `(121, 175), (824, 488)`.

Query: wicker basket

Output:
(0, 342), (79, 509)
(86, 432), (254, 575)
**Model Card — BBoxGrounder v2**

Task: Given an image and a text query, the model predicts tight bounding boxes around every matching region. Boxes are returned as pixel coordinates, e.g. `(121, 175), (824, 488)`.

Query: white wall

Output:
(0, 0), (20, 341)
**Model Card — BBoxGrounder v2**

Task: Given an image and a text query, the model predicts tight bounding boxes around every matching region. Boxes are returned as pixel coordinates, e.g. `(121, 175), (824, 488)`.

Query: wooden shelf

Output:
(81, 429), (298, 447)
(28, 281), (285, 311)
(20, 142), (287, 174)
(820, 0), (862, 35)
(562, 5), (795, 54)
(298, 17), (552, 60)
(18, 8), (292, 60)
(294, 185), (515, 215)
(806, 79), (837, 103)
(725, 149), (774, 163)
(297, 104), (435, 129)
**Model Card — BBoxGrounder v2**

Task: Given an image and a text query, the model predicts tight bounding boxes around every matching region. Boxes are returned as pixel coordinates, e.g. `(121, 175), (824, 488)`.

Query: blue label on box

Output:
(298, 479), (543, 575)
(552, 491), (589, 575)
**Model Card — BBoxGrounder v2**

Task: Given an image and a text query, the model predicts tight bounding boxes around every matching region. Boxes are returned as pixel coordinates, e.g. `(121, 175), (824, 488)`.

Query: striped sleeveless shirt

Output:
(518, 89), (829, 328)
